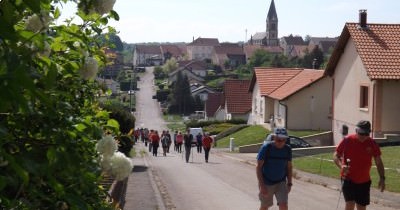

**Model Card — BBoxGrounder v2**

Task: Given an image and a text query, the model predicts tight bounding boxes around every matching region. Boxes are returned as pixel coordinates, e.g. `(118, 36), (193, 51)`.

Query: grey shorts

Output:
(259, 181), (288, 207)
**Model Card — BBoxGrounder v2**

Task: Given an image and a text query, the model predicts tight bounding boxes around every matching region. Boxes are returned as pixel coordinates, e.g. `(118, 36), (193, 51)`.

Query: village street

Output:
(124, 67), (398, 210)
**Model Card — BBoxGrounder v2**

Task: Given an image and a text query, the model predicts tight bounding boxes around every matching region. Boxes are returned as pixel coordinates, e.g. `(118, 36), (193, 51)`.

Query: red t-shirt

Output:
(150, 133), (160, 144)
(202, 136), (213, 149)
(176, 134), (183, 143)
(335, 134), (381, 183)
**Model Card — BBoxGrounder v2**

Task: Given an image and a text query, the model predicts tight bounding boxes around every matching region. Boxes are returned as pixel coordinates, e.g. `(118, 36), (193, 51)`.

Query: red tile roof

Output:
(269, 69), (324, 100)
(135, 45), (161, 54)
(250, 68), (302, 95)
(188, 37), (219, 46)
(215, 43), (244, 55)
(205, 92), (224, 117)
(250, 68), (324, 100)
(160, 45), (184, 57)
(326, 23), (400, 80)
(224, 79), (252, 114)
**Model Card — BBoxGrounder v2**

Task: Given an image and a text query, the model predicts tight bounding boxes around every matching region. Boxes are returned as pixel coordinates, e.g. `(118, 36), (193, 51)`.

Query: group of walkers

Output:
(132, 128), (213, 163)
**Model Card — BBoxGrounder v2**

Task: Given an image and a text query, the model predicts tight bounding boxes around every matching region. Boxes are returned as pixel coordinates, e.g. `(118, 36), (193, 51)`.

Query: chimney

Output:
(359, 9), (367, 29)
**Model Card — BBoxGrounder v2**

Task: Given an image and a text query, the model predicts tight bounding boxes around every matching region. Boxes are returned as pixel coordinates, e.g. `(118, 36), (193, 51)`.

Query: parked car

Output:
(189, 127), (203, 146)
(264, 134), (312, 148)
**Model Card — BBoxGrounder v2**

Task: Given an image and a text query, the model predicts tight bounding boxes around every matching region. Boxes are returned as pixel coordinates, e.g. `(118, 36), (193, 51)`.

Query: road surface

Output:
(129, 67), (397, 210)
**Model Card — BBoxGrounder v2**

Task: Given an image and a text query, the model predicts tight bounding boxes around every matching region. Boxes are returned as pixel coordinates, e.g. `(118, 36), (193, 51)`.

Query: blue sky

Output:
(62, 0), (400, 43)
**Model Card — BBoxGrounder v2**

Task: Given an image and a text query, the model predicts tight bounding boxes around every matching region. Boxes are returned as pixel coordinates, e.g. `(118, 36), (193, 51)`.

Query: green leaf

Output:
(46, 147), (57, 164)
(106, 119), (119, 130)
(75, 123), (87, 132)
(95, 110), (109, 119)
(110, 10), (119, 21)
(44, 65), (58, 88)
(54, 7), (61, 19)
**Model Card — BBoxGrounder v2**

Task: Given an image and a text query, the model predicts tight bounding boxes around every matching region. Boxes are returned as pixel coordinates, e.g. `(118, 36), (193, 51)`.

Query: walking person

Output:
(147, 129), (152, 152)
(183, 129), (193, 163)
(166, 130), (172, 153)
(333, 120), (385, 210)
(202, 132), (213, 163)
(176, 131), (183, 153)
(160, 130), (169, 156)
(196, 132), (203, 153)
(173, 130), (178, 151)
(150, 130), (160, 156)
(256, 127), (293, 210)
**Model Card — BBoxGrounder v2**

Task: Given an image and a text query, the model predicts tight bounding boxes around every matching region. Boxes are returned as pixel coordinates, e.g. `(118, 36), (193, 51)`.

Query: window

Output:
(360, 85), (369, 109)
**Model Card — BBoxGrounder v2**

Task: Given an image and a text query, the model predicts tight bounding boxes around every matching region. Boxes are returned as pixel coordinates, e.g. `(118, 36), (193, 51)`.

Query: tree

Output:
(169, 72), (194, 114)
(162, 57), (178, 73)
(300, 46), (324, 69)
(0, 1), (126, 209)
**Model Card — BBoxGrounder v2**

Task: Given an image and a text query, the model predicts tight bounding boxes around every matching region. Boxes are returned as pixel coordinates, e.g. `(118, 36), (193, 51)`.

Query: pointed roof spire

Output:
(267, 0), (278, 20)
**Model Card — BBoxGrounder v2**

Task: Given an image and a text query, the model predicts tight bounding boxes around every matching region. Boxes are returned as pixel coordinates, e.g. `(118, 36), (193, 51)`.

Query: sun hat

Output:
(356, 120), (371, 134)
(273, 127), (289, 139)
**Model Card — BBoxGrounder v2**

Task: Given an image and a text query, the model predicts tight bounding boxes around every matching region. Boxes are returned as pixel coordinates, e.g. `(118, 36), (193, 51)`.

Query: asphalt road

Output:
(125, 67), (398, 210)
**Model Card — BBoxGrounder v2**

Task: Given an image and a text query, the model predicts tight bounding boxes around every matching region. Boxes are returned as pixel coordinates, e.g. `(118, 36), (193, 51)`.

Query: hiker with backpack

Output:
(256, 127), (293, 210)
(160, 130), (169, 156)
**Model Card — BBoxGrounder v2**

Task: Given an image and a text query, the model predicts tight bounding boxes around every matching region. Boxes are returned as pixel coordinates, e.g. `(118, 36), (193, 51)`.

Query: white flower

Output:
(25, 12), (52, 32)
(110, 152), (133, 181)
(94, 0), (116, 15)
(80, 56), (98, 80)
(99, 155), (112, 171)
(96, 135), (117, 157)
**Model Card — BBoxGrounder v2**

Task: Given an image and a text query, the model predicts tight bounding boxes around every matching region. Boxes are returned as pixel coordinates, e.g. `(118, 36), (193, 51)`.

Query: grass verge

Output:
(293, 146), (400, 193)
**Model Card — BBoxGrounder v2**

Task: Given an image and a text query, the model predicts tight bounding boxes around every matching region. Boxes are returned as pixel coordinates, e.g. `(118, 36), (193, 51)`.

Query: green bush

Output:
(102, 101), (135, 134)
(118, 135), (133, 157)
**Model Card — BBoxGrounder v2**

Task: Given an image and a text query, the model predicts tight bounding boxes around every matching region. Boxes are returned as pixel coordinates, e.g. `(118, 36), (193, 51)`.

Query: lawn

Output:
(293, 146), (400, 193)
(216, 125), (324, 148)
(163, 114), (186, 132)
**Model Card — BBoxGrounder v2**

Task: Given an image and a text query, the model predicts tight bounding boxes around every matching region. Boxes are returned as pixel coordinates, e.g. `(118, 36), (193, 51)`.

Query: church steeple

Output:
(266, 0), (278, 46)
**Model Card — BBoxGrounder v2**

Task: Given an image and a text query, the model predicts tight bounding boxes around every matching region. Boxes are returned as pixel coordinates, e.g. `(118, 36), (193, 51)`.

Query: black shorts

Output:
(342, 180), (371, 206)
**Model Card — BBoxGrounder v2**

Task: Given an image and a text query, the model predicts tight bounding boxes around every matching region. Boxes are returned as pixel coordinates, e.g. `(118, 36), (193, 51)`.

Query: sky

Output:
(61, 0), (400, 44)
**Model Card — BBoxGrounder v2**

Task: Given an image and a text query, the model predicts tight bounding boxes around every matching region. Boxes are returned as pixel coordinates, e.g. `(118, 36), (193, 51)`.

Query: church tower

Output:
(266, 0), (278, 46)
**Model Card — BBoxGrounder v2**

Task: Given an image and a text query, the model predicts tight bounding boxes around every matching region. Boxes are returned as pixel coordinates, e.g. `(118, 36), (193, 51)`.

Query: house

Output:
(214, 79), (252, 121)
(187, 37), (219, 61)
(133, 45), (163, 66)
(243, 45), (283, 62)
(280, 34), (306, 57)
(308, 37), (338, 56)
(160, 44), (186, 62)
(325, 10), (400, 144)
(205, 92), (224, 120)
(96, 78), (120, 95)
(191, 85), (216, 102)
(248, 68), (332, 131)
(177, 60), (209, 77)
(213, 43), (246, 70)
(168, 68), (205, 86)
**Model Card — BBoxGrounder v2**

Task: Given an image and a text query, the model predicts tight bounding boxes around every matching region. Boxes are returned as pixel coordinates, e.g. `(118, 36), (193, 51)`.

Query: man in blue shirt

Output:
(256, 127), (293, 210)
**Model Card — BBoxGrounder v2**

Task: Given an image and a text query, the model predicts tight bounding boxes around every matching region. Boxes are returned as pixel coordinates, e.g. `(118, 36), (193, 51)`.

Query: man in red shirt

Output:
(202, 132), (213, 163)
(333, 120), (385, 210)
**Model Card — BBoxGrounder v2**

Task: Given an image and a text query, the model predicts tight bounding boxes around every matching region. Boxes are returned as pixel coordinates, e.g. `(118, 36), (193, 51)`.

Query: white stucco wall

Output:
(380, 81), (400, 131)
(285, 77), (332, 130)
(332, 38), (373, 144)
(249, 82), (266, 125)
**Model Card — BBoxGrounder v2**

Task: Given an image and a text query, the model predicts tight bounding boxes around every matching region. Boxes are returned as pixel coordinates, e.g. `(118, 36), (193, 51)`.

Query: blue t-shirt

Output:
(257, 142), (292, 185)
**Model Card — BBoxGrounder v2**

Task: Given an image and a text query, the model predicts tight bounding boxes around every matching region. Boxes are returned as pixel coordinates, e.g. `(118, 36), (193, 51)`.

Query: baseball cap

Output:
(356, 120), (371, 135)
(273, 127), (289, 139)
